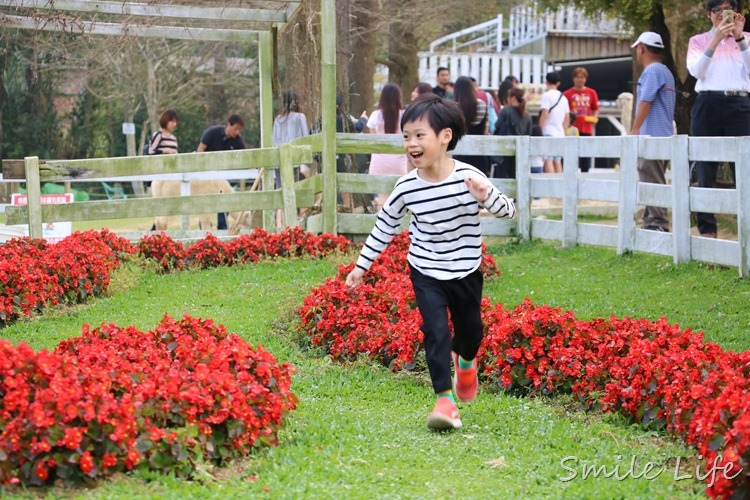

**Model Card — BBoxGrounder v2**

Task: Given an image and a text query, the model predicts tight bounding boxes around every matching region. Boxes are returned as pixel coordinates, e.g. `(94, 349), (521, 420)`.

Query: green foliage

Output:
(0, 38), (64, 159)
(535, 0), (654, 29)
(1, 29), (262, 162)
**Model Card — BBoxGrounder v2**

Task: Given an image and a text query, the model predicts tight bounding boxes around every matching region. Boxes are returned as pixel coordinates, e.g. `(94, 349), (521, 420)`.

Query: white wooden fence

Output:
(5, 133), (750, 277)
(418, 52), (548, 89)
(318, 133), (750, 277)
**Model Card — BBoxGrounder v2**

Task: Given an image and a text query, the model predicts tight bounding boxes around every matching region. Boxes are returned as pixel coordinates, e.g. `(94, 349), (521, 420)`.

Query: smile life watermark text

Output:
(559, 454), (742, 487)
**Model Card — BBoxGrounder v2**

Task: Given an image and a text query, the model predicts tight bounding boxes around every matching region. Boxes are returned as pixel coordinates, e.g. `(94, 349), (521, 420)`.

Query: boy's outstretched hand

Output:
(346, 267), (365, 289)
(465, 177), (491, 203)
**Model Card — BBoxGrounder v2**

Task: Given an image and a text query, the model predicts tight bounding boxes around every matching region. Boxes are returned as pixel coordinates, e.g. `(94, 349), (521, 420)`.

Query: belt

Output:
(699, 90), (750, 97)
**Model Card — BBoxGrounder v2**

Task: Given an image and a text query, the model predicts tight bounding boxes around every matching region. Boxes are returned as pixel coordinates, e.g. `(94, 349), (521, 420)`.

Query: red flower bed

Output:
(138, 232), (186, 272)
(0, 227), (353, 326)
(296, 234), (750, 498)
(299, 232), (500, 369)
(0, 314), (297, 485)
(185, 233), (231, 269)
(8, 225), (750, 496)
(0, 230), (134, 325)
(140, 227), (354, 272)
(0, 226), (351, 486)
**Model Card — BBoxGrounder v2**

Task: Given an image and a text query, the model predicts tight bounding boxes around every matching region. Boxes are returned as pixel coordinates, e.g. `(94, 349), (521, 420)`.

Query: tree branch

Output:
(374, 57), (392, 69)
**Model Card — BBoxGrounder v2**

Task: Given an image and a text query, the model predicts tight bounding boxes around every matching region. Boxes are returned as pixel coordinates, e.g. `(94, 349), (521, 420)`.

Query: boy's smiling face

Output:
(402, 117), (452, 171)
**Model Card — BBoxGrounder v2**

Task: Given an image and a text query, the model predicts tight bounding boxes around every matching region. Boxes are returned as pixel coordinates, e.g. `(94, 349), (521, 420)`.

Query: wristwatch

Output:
(736, 35), (746, 43)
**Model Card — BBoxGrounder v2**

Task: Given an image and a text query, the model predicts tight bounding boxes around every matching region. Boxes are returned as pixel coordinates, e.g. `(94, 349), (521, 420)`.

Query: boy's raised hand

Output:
(464, 177), (491, 203)
(346, 267), (364, 289)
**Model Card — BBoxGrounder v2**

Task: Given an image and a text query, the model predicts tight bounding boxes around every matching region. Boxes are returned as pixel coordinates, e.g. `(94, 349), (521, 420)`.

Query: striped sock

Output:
(458, 355), (474, 369)
(437, 390), (455, 403)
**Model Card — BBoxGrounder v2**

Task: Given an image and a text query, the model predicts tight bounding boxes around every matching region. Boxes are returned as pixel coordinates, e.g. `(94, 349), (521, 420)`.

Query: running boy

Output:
(345, 95), (516, 430)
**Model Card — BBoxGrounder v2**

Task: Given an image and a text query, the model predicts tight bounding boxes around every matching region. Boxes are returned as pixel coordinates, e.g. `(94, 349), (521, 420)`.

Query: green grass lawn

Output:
(5, 239), (749, 498)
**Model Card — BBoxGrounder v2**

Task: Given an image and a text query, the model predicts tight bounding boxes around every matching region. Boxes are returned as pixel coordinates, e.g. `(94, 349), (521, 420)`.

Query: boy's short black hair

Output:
(401, 94), (467, 151)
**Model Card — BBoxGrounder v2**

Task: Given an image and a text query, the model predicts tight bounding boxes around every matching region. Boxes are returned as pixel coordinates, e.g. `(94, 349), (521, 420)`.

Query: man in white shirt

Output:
(687, 0), (750, 238)
(539, 72), (570, 173)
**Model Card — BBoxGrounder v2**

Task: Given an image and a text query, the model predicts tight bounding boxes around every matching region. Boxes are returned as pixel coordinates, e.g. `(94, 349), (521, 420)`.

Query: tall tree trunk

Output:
(0, 46), (5, 161)
(145, 40), (160, 134)
(388, 0), (419, 98)
(123, 99), (145, 196)
(208, 45), (228, 124)
(350, 0), (377, 115)
(336, 0), (352, 112)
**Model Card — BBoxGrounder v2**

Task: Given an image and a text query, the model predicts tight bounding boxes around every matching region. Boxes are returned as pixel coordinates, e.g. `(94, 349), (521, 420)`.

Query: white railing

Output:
(475, 134), (748, 276)
(507, 2), (546, 51)
(429, 15), (506, 54)
(328, 133), (750, 277)
(507, 2), (627, 51)
(420, 2), (630, 81)
(418, 52), (547, 89)
(542, 4), (626, 35)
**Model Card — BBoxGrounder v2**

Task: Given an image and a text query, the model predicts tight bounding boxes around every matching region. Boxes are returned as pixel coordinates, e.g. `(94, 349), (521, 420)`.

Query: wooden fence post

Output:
(24, 156), (42, 240)
(180, 179), (190, 230)
(617, 135), (638, 255)
(737, 136), (750, 277)
(279, 144), (298, 228)
(671, 135), (691, 264)
(562, 136), (579, 248)
(320, 0), (337, 234)
(258, 30), (275, 231)
(515, 135), (531, 239)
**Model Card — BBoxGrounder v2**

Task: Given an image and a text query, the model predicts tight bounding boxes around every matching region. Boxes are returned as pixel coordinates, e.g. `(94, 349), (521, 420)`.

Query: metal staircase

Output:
(419, 1), (629, 89)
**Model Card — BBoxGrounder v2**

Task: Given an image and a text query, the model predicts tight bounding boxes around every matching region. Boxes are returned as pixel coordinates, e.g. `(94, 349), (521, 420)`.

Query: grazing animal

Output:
(150, 180), (255, 231)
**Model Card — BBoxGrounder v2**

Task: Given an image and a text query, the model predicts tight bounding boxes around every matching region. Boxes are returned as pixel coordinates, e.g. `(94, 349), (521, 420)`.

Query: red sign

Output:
(11, 193), (74, 244)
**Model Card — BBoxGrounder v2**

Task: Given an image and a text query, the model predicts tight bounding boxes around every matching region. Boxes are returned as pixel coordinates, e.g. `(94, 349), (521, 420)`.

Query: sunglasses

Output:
(710, 7), (734, 14)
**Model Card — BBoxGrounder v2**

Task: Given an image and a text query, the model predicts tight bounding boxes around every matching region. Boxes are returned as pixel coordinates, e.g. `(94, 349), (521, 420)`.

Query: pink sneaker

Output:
(452, 352), (478, 403)
(427, 397), (462, 430)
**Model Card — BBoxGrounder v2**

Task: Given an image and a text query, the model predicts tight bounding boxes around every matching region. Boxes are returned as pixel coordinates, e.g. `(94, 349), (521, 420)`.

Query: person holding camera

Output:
(687, 0), (750, 238)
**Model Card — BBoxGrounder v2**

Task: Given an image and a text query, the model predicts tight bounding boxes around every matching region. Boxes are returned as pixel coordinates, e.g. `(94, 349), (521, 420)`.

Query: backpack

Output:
(142, 131), (161, 155)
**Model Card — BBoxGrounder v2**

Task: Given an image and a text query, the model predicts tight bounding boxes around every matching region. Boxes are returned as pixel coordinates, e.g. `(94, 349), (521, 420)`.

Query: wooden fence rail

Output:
(5, 145), (313, 238)
(4, 133), (749, 276)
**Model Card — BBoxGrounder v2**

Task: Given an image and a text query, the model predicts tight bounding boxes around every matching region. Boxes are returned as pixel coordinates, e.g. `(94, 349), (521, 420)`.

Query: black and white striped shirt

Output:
(148, 131), (179, 155)
(355, 160), (516, 281)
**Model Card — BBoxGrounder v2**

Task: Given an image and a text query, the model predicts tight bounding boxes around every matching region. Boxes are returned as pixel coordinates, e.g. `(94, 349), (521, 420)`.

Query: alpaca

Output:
(150, 180), (254, 230)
